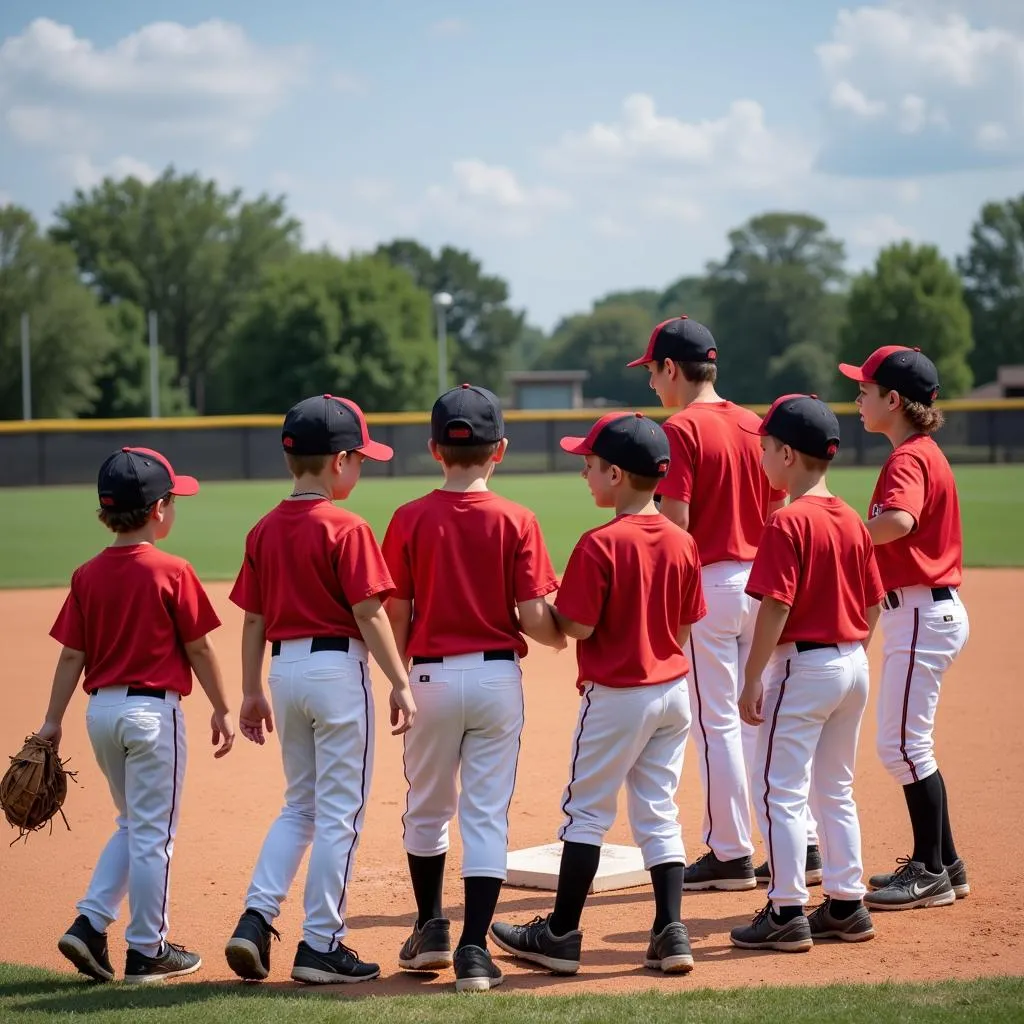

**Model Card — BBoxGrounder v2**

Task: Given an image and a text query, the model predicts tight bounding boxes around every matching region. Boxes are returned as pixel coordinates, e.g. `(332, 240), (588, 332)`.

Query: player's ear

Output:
(333, 451), (347, 474)
(492, 438), (509, 464)
(427, 439), (443, 463)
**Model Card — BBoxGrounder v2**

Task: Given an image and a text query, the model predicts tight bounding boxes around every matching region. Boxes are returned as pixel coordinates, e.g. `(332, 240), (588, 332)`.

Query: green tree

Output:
(538, 304), (656, 407)
(957, 195), (1024, 387)
(0, 206), (117, 419)
(657, 276), (712, 325)
(218, 251), (436, 413)
(705, 212), (847, 402)
(376, 239), (524, 393)
(50, 167), (300, 412)
(594, 289), (662, 321)
(839, 242), (973, 398)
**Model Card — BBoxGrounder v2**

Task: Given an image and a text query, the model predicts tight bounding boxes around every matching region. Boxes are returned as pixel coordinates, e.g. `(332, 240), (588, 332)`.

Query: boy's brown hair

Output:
(596, 457), (662, 492)
(880, 388), (945, 434)
(657, 359), (717, 385)
(285, 452), (332, 477)
(436, 441), (501, 469)
(98, 493), (172, 534)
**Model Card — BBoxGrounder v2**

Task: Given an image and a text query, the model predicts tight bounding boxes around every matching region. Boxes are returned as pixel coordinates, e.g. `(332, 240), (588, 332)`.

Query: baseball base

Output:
(505, 843), (649, 893)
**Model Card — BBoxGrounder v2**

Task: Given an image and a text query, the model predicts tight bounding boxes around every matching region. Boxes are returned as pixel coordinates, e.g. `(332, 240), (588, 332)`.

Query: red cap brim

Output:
(170, 475), (200, 496)
(625, 354), (652, 368)
(738, 422), (766, 438)
(360, 438), (394, 462)
(838, 363), (871, 383)
(559, 436), (592, 455)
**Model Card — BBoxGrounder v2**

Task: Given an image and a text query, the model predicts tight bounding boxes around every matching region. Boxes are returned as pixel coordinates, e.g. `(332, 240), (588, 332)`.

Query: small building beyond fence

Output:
(2, 400), (1024, 488)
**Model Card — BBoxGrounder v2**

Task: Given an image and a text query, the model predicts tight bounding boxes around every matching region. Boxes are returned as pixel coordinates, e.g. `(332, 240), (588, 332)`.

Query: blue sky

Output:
(1, 1), (1022, 330)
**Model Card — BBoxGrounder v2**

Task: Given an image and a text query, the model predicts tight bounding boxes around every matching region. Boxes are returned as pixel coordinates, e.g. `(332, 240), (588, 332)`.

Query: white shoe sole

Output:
(489, 932), (579, 975)
(57, 935), (114, 982)
(291, 965), (380, 984)
(864, 889), (956, 911)
(683, 874), (757, 892)
(455, 972), (504, 992)
(810, 927), (875, 943)
(224, 938), (268, 980)
(399, 950), (454, 971)
(644, 954), (695, 973)
(124, 958), (202, 984)
(730, 936), (813, 953)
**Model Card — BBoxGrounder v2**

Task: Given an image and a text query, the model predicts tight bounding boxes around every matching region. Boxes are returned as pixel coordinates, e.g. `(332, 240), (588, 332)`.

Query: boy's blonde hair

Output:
(879, 388), (945, 434)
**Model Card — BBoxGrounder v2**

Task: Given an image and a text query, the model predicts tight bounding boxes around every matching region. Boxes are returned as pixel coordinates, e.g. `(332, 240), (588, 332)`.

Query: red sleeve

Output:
(49, 577), (85, 650)
(878, 453), (926, 525)
(173, 564), (222, 642)
(381, 511), (413, 601)
(746, 519), (800, 607)
(679, 538), (707, 625)
(229, 531), (262, 614)
(514, 515), (559, 602)
(656, 419), (696, 502)
(864, 538), (886, 606)
(554, 536), (608, 627)
(335, 522), (395, 605)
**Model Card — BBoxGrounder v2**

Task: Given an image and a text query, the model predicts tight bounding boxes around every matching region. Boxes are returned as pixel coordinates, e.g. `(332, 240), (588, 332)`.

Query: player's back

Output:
(661, 401), (778, 564)
(384, 489), (556, 659)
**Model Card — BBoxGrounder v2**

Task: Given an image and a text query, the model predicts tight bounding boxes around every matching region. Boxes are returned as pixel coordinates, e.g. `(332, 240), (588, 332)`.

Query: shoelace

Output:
(751, 901), (774, 926)
(890, 855), (915, 881)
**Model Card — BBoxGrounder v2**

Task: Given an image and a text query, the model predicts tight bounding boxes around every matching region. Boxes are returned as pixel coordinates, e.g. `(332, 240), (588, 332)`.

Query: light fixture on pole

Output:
(432, 291), (453, 396)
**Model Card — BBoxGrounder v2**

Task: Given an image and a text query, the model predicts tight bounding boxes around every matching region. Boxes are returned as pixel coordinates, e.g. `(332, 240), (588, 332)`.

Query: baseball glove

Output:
(0, 735), (77, 843)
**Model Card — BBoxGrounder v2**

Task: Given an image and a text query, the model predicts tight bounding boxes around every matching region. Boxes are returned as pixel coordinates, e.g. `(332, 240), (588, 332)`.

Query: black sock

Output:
(650, 862), (683, 934)
(549, 842), (601, 936)
(458, 877), (502, 951)
(902, 774), (943, 874)
(828, 898), (863, 920)
(407, 852), (446, 927)
(772, 905), (803, 923)
(936, 771), (959, 866)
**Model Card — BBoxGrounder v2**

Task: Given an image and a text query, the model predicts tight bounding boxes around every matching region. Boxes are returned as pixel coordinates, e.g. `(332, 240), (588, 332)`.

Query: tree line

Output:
(0, 168), (1021, 419)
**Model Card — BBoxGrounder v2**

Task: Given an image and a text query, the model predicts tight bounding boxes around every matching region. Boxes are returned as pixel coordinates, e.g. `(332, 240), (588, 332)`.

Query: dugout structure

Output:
(2, 400), (1024, 487)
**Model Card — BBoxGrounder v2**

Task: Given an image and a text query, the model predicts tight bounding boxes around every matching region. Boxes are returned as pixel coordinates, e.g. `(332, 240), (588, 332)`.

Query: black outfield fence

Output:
(2, 400), (1024, 488)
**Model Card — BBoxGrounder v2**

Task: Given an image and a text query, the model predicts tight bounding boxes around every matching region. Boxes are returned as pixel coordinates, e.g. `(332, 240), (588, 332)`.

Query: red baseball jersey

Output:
(381, 489), (558, 659)
(657, 401), (786, 565)
(556, 514), (706, 689)
(868, 435), (963, 591)
(50, 545), (221, 695)
(230, 500), (394, 642)
(746, 496), (885, 644)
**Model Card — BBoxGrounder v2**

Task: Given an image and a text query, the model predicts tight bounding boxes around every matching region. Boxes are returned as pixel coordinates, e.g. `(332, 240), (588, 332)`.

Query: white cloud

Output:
(977, 121), (1008, 148)
(428, 18), (468, 38)
(60, 153), (158, 189)
(0, 18), (306, 150)
(816, 4), (1024, 174)
(298, 210), (378, 255)
(350, 177), (393, 203)
(329, 71), (368, 95)
(0, 190), (10, 208)
(850, 212), (918, 247)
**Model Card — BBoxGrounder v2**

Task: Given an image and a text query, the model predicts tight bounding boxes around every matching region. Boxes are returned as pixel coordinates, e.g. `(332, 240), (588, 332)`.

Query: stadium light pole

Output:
(433, 291), (453, 396)
(20, 312), (31, 421)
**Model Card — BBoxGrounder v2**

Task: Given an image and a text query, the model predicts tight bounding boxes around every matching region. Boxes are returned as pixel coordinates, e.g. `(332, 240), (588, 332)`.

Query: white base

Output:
(505, 843), (648, 893)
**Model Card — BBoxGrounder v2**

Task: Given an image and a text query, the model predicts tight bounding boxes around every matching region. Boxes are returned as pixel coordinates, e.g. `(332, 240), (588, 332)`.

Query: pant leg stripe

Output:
(558, 684), (594, 840)
(899, 609), (921, 784)
(763, 660), (790, 904)
(689, 635), (715, 851)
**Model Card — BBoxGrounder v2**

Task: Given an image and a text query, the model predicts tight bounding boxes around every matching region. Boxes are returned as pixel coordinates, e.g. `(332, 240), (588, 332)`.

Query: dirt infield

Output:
(2, 571), (1021, 994)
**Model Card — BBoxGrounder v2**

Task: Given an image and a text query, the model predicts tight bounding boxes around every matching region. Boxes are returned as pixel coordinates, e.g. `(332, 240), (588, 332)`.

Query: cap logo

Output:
(657, 461), (669, 473)
(707, 349), (717, 361)
(283, 436), (294, 448)
(100, 496), (115, 506)
(826, 443), (838, 457)
(447, 427), (472, 439)
(930, 388), (939, 402)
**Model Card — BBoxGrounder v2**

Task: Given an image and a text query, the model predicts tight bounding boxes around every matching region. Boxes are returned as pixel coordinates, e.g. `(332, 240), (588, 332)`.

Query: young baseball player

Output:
(40, 447), (234, 984)
(628, 316), (822, 891)
(381, 383), (564, 993)
(491, 412), (706, 976)
(224, 394), (417, 985)
(733, 395), (883, 952)
(839, 347), (970, 910)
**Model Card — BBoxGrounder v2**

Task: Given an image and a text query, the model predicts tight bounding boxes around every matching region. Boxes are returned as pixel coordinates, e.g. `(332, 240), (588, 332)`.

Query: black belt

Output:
(412, 649), (517, 666)
(794, 641), (838, 654)
(883, 586), (953, 611)
(126, 686), (167, 699)
(270, 637), (351, 657)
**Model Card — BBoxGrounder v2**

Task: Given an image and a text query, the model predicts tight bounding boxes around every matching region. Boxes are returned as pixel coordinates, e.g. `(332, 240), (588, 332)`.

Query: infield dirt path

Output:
(1, 571), (1021, 995)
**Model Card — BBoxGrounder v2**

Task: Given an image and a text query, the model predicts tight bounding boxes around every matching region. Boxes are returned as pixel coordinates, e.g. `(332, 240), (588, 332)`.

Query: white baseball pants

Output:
(78, 687), (187, 957)
(245, 639), (374, 954)
(558, 677), (690, 870)
(755, 643), (869, 908)
(876, 587), (969, 786)
(401, 652), (524, 878)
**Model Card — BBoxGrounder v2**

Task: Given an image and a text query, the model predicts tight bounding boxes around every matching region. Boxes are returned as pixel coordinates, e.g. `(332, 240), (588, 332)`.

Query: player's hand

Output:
(389, 687), (417, 736)
(739, 679), (764, 726)
(211, 711), (236, 758)
(239, 695), (274, 745)
(35, 721), (62, 751)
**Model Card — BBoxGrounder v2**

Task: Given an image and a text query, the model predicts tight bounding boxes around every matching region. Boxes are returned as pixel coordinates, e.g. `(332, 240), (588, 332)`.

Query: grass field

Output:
(0, 964), (1021, 1024)
(1, 466), (1023, 589)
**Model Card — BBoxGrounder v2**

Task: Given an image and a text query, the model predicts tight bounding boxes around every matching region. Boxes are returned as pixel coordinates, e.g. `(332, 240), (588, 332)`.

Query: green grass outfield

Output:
(1, 466), (1023, 589)
(0, 964), (1021, 1024)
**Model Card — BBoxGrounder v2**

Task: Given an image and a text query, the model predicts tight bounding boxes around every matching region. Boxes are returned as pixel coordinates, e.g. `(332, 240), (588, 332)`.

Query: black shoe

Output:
(863, 859), (955, 911)
(398, 918), (453, 971)
(807, 898), (875, 942)
(454, 945), (503, 992)
(754, 845), (823, 887)
(58, 916), (114, 983)
(869, 856), (969, 899)
(729, 903), (813, 953)
(644, 922), (694, 974)
(124, 942), (202, 984)
(225, 909), (281, 981)
(490, 914), (582, 975)
(683, 851), (756, 891)
(291, 940), (380, 985)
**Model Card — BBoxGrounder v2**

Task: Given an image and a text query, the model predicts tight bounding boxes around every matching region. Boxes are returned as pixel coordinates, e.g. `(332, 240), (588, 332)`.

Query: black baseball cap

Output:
(431, 383), (504, 446)
(98, 447), (199, 512)
(282, 394), (393, 460)
(560, 412), (671, 477)
(742, 394), (841, 461)
(626, 316), (718, 368)
(839, 346), (940, 406)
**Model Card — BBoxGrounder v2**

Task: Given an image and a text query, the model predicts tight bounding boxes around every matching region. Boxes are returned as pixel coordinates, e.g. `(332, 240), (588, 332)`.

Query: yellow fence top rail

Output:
(1, 398), (1023, 434)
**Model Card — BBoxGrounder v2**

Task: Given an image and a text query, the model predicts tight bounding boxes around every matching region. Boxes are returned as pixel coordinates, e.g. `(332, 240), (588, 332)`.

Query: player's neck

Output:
(613, 491), (659, 516)
(885, 420), (921, 449)
(679, 382), (722, 409)
(439, 466), (491, 493)
(785, 470), (832, 502)
(288, 474), (333, 500)
(110, 524), (160, 547)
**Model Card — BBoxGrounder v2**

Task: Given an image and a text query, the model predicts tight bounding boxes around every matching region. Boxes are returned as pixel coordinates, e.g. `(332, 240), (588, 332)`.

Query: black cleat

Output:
(225, 909), (280, 980)
(290, 940), (380, 984)
(683, 851), (756, 891)
(754, 845), (822, 886)
(644, 922), (694, 974)
(398, 918), (453, 971)
(124, 941), (202, 984)
(57, 916), (114, 983)
(454, 944), (503, 992)
(730, 903), (812, 952)
(490, 914), (582, 974)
